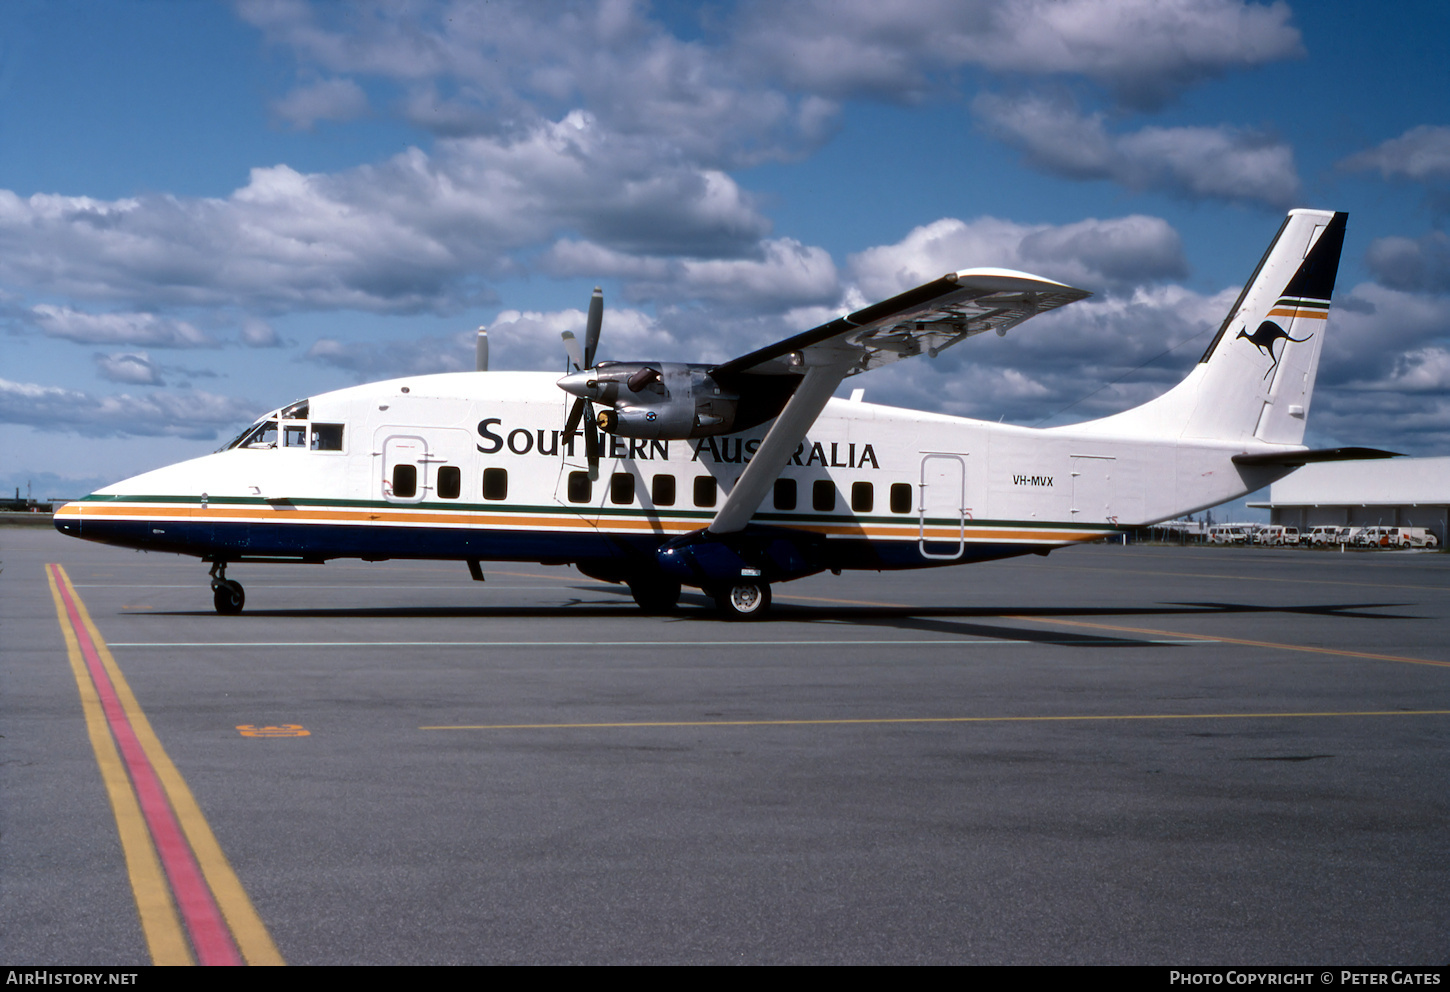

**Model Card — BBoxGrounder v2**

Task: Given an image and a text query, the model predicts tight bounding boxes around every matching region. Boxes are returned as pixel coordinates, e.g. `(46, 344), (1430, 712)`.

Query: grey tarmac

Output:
(3, 526), (1447, 964)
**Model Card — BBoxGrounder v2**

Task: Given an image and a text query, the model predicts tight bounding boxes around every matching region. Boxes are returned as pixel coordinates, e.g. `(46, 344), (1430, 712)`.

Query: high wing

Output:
(713, 268), (1090, 378)
(706, 268), (1091, 534)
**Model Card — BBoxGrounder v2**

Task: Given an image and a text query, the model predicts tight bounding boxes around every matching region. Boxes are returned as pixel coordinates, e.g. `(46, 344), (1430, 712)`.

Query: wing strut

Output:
(708, 355), (857, 535)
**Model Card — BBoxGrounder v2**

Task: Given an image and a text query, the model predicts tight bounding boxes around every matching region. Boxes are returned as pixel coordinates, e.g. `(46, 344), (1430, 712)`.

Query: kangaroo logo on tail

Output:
(1237, 319), (1312, 379)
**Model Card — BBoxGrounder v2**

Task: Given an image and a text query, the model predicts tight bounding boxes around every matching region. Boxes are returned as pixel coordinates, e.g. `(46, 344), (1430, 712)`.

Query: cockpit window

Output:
(283, 424), (308, 448)
(238, 421), (278, 449)
(280, 399), (309, 420)
(311, 423), (344, 451)
(220, 423), (255, 451)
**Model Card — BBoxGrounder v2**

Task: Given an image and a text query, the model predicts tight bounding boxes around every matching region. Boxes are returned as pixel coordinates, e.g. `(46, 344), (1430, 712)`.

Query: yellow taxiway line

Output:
(47, 564), (284, 966)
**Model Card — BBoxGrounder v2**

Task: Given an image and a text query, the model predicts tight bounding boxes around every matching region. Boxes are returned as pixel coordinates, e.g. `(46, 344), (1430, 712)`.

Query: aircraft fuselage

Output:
(53, 370), (1282, 576)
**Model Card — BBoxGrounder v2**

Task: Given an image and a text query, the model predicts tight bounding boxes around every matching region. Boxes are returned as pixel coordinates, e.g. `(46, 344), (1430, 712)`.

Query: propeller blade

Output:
(584, 410), (600, 477)
(583, 287), (603, 369)
(563, 395), (587, 437)
(561, 330), (584, 371)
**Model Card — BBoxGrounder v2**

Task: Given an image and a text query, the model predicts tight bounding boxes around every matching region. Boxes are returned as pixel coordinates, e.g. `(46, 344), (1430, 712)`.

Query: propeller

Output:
(561, 287), (605, 478)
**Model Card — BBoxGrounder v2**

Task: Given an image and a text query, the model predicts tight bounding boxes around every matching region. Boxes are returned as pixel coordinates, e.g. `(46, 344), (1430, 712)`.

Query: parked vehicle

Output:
(1307, 525), (1341, 546)
(1254, 525), (1300, 546)
(1208, 524), (1255, 545)
(1377, 527), (1439, 548)
(1354, 526), (1387, 547)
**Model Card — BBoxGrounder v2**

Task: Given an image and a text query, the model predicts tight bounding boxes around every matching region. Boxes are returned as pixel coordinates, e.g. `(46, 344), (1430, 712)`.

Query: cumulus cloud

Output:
(94, 352), (163, 386)
(240, 318), (282, 348)
(30, 306), (215, 347)
(1364, 232), (1450, 294)
(974, 92), (1300, 207)
(1304, 391), (1450, 455)
(305, 331), (476, 381)
(544, 236), (840, 312)
(240, 0), (1303, 148)
(298, 303), (685, 382)
(272, 77), (370, 129)
(1341, 125), (1450, 183)
(489, 304), (680, 371)
(1320, 282), (1450, 386)
(848, 214), (1187, 299)
(0, 378), (260, 439)
(0, 113), (770, 314)
(737, 0), (1302, 109)
(1349, 347), (1450, 393)
(238, 0), (840, 167)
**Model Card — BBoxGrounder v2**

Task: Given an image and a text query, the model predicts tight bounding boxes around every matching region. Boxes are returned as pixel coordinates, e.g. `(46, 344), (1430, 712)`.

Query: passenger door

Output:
(918, 453), (967, 560)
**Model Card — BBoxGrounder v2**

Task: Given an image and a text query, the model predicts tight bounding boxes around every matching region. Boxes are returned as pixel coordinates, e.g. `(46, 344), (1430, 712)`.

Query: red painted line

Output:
(50, 565), (243, 966)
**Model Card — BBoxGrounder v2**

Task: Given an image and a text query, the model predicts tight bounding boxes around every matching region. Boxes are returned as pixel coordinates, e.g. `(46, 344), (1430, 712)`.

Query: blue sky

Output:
(2, 0), (1448, 520)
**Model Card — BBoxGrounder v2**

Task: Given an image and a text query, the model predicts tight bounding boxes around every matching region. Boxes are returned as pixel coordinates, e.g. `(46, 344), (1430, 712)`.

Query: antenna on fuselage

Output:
(475, 326), (489, 371)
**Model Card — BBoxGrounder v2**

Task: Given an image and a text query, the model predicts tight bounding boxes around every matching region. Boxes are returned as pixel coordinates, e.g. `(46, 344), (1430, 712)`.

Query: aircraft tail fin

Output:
(1075, 209), (1347, 445)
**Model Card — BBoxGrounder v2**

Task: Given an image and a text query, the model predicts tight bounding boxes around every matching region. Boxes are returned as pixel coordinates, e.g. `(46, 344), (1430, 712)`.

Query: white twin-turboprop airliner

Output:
(55, 208), (1389, 618)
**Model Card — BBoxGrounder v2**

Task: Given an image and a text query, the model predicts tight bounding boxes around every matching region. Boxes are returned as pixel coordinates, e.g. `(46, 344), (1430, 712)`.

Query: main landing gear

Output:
(627, 575), (682, 614)
(209, 562), (245, 615)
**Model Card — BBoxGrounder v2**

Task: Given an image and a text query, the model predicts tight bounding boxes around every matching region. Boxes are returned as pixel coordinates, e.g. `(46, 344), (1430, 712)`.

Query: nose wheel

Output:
(713, 580), (771, 620)
(209, 563), (245, 615)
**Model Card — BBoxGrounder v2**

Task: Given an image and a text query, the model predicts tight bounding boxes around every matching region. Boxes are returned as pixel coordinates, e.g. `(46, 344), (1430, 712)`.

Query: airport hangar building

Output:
(1251, 456), (1450, 543)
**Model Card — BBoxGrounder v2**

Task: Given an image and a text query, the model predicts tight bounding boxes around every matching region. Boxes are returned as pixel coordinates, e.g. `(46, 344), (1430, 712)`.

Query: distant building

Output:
(1252, 456), (1450, 543)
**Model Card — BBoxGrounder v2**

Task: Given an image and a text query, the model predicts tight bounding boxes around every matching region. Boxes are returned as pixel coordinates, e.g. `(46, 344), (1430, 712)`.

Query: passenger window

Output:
(392, 464), (417, 499)
(851, 481), (873, 513)
(812, 480), (836, 512)
(568, 471), (592, 503)
(311, 423), (344, 450)
(694, 476), (717, 508)
(651, 474), (675, 506)
(283, 424), (308, 448)
(483, 468), (508, 500)
(610, 473), (635, 505)
(774, 478), (797, 511)
(437, 466), (461, 499)
(890, 483), (913, 514)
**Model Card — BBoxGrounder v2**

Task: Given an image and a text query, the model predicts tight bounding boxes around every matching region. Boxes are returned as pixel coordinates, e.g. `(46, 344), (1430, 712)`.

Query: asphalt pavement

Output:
(3, 526), (1447, 964)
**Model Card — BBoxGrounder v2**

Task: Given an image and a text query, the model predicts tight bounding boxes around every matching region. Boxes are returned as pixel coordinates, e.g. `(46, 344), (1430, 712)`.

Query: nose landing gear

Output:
(712, 580), (771, 620)
(209, 562), (245, 615)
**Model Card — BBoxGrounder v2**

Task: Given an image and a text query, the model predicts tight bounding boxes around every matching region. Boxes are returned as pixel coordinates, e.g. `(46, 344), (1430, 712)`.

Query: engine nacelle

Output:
(561, 362), (745, 439)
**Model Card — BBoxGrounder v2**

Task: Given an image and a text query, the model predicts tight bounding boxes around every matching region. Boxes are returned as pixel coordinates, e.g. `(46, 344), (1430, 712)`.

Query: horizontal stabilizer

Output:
(1232, 446), (1402, 468)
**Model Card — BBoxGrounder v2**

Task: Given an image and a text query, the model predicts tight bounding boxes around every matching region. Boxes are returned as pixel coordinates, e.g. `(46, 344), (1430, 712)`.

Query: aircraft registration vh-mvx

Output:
(54, 208), (1391, 618)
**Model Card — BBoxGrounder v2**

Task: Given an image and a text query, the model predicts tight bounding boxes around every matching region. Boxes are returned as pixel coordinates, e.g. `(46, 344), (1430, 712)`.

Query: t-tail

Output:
(1075, 209), (1347, 446)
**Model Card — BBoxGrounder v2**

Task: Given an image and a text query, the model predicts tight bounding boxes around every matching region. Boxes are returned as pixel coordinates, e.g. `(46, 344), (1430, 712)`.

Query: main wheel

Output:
(628, 576), (681, 614)
(714, 581), (770, 620)
(213, 580), (245, 615)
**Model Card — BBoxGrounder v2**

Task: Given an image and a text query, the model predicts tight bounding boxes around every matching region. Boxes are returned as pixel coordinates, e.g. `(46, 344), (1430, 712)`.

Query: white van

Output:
(1208, 524), (1259, 545)
(1256, 525), (1300, 546)
(1379, 527), (1439, 548)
